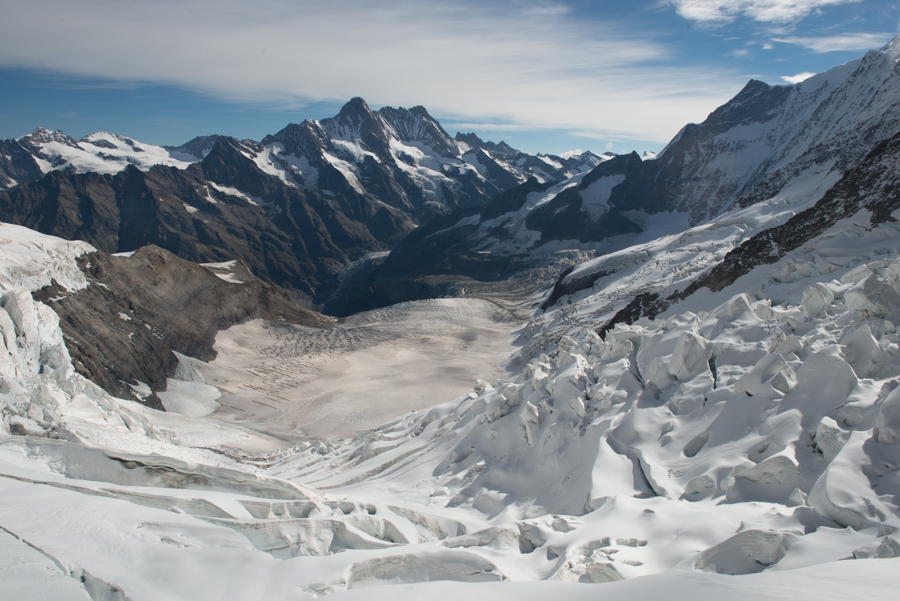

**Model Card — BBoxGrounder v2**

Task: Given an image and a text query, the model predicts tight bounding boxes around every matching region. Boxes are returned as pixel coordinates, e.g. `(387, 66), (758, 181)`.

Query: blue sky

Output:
(1, 1), (897, 156)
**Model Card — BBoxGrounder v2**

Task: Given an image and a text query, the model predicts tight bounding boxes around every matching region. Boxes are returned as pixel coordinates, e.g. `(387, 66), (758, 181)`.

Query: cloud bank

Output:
(781, 71), (817, 83)
(0, 0), (741, 144)
(773, 32), (895, 52)
(668, 0), (860, 24)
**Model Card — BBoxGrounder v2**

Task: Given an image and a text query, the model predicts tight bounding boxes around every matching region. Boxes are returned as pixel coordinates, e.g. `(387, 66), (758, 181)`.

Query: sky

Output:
(0, 0), (898, 156)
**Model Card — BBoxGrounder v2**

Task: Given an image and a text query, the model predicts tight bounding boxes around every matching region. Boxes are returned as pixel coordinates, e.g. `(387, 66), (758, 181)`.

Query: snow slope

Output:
(13, 127), (198, 177)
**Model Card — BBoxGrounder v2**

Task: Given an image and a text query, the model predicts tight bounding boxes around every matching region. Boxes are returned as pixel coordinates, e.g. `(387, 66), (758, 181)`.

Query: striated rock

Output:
(34, 246), (331, 409)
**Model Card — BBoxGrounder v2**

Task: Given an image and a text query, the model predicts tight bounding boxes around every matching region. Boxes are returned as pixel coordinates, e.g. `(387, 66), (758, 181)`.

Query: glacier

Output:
(3, 191), (900, 598)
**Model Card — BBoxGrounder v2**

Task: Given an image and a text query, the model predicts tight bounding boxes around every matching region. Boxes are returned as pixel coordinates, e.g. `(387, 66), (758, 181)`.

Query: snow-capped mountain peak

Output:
(18, 126), (80, 148)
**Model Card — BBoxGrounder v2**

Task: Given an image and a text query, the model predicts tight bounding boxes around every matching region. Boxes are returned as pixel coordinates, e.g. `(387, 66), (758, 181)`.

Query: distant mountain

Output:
(255, 98), (601, 220)
(164, 134), (221, 160)
(330, 35), (900, 315)
(0, 128), (197, 185)
(0, 101), (600, 303)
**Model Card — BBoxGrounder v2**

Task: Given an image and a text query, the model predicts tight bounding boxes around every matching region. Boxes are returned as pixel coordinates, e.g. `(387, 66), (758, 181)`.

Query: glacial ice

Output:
(3, 216), (900, 598)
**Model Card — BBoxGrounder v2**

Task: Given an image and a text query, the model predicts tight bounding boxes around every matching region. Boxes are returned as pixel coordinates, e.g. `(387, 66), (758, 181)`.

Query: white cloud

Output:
(762, 43), (774, 49)
(668, 0), (861, 24)
(446, 122), (535, 132)
(0, 0), (743, 144)
(773, 32), (895, 52)
(558, 149), (585, 158)
(781, 71), (817, 83)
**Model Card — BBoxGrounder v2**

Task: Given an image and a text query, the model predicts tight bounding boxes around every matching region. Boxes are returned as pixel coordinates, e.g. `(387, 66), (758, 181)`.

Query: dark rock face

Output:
(0, 137), (415, 301)
(525, 183), (641, 245)
(164, 135), (220, 160)
(541, 267), (611, 311)
(327, 179), (557, 315)
(34, 246), (331, 409)
(0, 139), (44, 188)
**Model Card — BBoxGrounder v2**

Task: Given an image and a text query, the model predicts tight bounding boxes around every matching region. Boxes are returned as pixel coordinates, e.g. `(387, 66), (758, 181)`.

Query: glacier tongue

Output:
(3, 207), (900, 597)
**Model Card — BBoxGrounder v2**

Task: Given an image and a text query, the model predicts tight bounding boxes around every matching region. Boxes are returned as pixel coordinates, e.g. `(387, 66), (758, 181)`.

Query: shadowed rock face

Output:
(325, 180), (554, 316)
(34, 245), (332, 409)
(0, 138), (45, 189)
(0, 137), (414, 302)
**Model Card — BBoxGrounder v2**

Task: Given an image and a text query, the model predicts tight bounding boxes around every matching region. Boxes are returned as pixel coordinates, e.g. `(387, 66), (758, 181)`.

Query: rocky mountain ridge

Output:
(0, 101), (602, 304)
(332, 35), (900, 316)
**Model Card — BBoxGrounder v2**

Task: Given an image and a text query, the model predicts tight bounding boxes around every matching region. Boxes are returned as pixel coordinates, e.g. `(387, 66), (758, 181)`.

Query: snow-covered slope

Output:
(2, 127), (199, 184)
(4, 35), (900, 601)
(256, 98), (603, 220)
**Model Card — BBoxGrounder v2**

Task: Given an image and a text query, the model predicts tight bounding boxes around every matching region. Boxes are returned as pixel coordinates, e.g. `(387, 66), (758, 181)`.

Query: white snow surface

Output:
(3, 210), (900, 598)
(0, 222), (94, 292)
(16, 128), (197, 177)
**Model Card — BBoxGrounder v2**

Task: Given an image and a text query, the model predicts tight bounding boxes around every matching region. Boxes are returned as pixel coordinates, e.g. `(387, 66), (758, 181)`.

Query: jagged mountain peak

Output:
(320, 96), (381, 141)
(164, 134), (220, 160)
(454, 131), (485, 151)
(377, 104), (458, 156)
(19, 127), (80, 148)
(340, 96), (372, 116)
(879, 31), (900, 55)
(336, 96), (372, 121)
(455, 132), (521, 159)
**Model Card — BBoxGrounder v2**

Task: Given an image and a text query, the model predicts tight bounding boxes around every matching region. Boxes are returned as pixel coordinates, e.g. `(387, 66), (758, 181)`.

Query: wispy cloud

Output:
(772, 32), (895, 52)
(445, 122), (536, 133)
(668, 0), (861, 24)
(781, 71), (817, 83)
(0, 0), (742, 144)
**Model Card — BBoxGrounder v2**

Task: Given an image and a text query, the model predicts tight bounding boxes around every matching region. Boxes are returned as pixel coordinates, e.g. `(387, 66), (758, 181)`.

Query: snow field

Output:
(20, 128), (197, 176)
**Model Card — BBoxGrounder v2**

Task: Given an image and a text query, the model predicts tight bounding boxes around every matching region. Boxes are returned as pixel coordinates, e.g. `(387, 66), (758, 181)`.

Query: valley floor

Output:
(177, 297), (526, 441)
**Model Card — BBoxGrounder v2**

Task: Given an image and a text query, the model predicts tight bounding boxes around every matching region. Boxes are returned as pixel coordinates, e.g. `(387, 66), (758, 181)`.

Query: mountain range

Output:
(330, 35), (900, 315)
(0, 100), (601, 304)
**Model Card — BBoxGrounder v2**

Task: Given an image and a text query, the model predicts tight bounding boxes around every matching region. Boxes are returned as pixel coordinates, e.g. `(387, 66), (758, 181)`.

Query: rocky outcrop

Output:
(34, 246), (331, 409)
